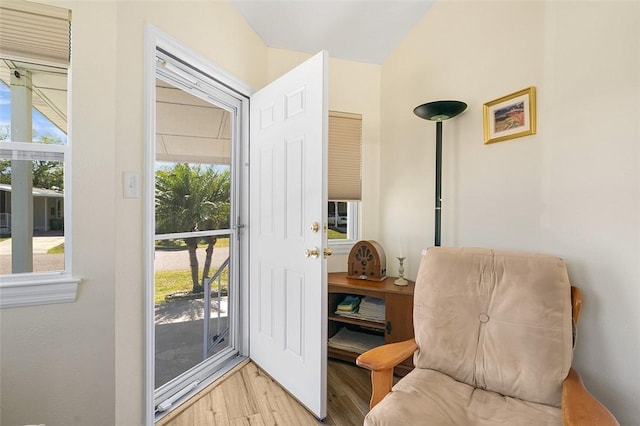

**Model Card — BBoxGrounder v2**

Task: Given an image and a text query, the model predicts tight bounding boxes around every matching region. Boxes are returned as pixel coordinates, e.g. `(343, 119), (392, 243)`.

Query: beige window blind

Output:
(0, 0), (71, 68)
(329, 111), (362, 201)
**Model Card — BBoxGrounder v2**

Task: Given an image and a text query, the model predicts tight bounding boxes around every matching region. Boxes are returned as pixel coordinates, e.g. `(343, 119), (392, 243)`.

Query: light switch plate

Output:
(123, 171), (140, 198)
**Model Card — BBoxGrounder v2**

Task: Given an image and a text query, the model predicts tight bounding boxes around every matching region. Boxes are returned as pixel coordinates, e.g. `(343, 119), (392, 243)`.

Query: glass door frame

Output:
(144, 25), (251, 425)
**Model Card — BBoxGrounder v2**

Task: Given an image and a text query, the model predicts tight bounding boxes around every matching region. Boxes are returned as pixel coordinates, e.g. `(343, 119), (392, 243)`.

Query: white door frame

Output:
(143, 25), (252, 425)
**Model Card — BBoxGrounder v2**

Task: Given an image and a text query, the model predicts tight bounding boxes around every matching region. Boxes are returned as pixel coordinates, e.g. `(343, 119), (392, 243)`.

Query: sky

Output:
(0, 81), (68, 143)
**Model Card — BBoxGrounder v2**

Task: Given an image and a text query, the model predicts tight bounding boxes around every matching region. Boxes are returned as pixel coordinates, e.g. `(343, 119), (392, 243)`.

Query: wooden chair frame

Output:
(356, 286), (619, 425)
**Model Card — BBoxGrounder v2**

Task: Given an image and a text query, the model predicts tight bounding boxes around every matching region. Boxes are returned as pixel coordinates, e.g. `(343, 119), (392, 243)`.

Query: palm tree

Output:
(155, 163), (230, 293)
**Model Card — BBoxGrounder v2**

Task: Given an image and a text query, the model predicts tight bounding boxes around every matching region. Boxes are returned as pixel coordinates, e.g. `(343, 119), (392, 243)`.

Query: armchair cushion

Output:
(413, 248), (572, 407)
(365, 368), (561, 426)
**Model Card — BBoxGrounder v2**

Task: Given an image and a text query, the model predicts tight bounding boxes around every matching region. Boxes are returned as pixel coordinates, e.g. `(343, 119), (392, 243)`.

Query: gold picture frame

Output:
(483, 87), (536, 144)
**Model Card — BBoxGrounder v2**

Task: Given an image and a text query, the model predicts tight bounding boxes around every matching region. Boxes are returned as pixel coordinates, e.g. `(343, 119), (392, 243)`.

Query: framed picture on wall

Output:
(483, 86), (536, 144)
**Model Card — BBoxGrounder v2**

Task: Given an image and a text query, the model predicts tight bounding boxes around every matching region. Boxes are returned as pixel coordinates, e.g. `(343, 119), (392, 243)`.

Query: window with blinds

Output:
(0, 0), (76, 308)
(0, 0), (71, 68)
(328, 111), (362, 201)
(327, 111), (361, 246)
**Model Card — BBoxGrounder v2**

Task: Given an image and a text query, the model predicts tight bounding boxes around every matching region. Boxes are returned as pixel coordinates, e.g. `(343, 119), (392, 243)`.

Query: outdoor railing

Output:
(203, 255), (230, 358)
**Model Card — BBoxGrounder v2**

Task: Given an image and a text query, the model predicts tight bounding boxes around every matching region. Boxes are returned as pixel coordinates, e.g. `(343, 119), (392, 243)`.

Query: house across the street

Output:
(0, 183), (64, 234)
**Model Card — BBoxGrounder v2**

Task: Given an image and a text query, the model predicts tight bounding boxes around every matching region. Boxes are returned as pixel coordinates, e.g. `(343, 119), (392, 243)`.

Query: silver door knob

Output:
(304, 247), (319, 258)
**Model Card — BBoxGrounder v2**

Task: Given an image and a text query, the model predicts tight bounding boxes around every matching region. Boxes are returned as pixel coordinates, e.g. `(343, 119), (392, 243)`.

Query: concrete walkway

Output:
(154, 246), (229, 271)
(0, 238), (229, 271)
(0, 236), (65, 255)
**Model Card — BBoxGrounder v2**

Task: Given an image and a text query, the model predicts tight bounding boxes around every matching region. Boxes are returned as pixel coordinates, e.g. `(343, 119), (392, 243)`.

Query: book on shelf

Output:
(336, 295), (361, 313)
(334, 296), (385, 323)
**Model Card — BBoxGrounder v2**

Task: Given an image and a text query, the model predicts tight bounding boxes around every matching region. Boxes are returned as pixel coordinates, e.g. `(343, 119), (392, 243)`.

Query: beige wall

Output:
(3, 1), (638, 424)
(379, 1), (640, 423)
(0, 1), (268, 425)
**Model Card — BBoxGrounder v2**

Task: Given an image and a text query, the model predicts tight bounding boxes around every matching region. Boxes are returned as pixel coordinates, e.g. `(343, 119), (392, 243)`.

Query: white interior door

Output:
(249, 51), (328, 419)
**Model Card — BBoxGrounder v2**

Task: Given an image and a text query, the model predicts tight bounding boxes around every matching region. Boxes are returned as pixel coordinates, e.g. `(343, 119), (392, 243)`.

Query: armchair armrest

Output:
(562, 368), (619, 426)
(357, 339), (418, 371)
(356, 339), (418, 409)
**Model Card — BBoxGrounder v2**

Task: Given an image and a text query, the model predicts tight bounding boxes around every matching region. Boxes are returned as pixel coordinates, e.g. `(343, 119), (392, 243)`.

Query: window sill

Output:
(0, 273), (81, 309)
(328, 240), (356, 255)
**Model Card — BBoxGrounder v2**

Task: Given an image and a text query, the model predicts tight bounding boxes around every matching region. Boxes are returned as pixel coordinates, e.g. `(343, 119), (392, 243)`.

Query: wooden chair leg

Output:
(369, 368), (394, 409)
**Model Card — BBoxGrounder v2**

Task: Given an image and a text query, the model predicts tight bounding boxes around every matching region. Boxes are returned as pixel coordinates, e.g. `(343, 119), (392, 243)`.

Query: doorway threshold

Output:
(155, 355), (249, 425)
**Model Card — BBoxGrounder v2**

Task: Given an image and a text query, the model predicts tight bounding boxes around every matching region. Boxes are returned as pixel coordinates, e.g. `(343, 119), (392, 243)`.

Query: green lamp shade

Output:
(414, 100), (467, 121)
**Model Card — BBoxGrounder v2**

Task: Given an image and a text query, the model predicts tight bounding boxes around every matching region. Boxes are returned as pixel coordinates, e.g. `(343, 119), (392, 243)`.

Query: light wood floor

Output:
(159, 359), (372, 426)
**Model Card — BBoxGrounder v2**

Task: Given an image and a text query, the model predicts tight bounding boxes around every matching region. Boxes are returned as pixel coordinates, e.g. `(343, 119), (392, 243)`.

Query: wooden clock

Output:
(347, 240), (387, 281)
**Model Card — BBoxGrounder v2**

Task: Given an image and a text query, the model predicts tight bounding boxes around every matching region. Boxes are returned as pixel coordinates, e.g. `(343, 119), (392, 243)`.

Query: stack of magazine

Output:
(328, 327), (384, 354)
(334, 295), (385, 323)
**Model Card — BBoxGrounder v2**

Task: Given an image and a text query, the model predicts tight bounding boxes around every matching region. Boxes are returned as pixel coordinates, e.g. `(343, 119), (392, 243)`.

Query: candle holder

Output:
(394, 257), (408, 286)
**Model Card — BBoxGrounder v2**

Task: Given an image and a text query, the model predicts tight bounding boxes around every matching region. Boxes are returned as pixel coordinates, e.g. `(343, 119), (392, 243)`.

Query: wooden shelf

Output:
(328, 272), (416, 376)
(328, 273), (415, 297)
(328, 313), (385, 330)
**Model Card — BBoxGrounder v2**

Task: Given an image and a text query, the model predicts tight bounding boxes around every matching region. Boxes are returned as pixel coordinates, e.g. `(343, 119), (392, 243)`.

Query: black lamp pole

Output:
(434, 121), (443, 246)
(414, 100), (467, 246)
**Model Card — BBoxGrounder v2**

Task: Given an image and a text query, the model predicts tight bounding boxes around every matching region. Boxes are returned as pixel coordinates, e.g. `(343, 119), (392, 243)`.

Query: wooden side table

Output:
(327, 272), (415, 376)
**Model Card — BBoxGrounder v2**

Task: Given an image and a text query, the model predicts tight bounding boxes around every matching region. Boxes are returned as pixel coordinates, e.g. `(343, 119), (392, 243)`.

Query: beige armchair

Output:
(357, 247), (618, 425)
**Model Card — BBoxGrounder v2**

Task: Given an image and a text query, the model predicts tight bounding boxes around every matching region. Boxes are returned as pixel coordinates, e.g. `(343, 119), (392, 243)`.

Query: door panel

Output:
(285, 270), (304, 357)
(285, 138), (304, 239)
(249, 51), (328, 419)
(258, 148), (275, 236)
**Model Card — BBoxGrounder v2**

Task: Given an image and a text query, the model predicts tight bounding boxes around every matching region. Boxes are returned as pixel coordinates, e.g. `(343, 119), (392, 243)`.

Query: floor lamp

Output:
(414, 100), (467, 246)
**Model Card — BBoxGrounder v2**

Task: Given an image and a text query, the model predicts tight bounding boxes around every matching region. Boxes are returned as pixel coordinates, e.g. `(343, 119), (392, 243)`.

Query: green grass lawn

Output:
(155, 268), (228, 304)
(328, 229), (347, 239)
(48, 243), (65, 254)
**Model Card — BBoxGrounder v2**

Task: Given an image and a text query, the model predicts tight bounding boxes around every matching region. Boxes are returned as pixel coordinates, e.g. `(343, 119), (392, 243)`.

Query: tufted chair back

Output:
(413, 247), (573, 406)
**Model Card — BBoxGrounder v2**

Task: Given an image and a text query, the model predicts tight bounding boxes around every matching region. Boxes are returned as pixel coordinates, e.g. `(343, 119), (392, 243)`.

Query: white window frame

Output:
(0, 0), (81, 309)
(0, 0), (77, 308)
(0, 140), (80, 309)
(327, 201), (359, 255)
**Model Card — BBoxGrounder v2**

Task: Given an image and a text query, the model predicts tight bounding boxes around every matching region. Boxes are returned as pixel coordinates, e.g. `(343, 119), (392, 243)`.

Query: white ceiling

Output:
(230, 0), (433, 64)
